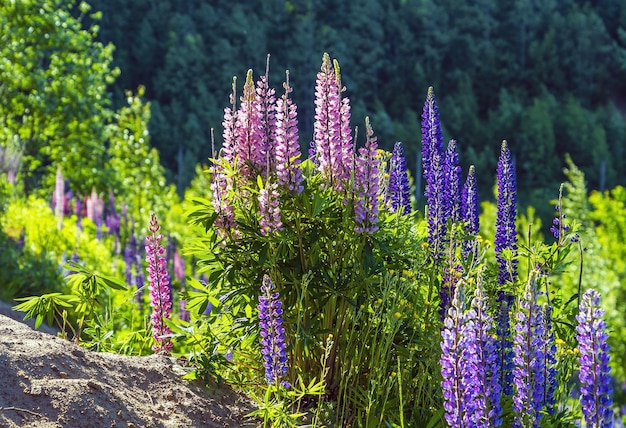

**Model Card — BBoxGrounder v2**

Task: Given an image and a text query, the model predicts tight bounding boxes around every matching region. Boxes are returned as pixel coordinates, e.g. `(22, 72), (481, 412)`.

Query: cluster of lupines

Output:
(210, 54), (413, 241)
(145, 213), (173, 354)
(576, 289), (613, 427)
(258, 275), (289, 388)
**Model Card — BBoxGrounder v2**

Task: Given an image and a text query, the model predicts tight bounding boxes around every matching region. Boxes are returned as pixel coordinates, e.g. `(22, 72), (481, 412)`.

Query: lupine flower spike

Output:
(145, 213), (173, 354)
(495, 140), (518, 285)
(354, 117), (380, 233)
(275, 70), (303, 193)
(421, 87), (446, 259)
(258, 275), (289, 388)
(387, 141), (411, 215)
(443, 139), (462, 223)
(258, 178), (282, 235)
(576, 289), (613, 428)
(461, 165), (479, 259)
(253, 56), (277, 176)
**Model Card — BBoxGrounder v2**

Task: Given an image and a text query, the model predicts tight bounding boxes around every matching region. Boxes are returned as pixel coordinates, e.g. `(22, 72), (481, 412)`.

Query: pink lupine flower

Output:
(253, 60), (277, 176)
(275, 70), (303, 193)
(145, 213), (173, 354)
(354, 118), (380, 234)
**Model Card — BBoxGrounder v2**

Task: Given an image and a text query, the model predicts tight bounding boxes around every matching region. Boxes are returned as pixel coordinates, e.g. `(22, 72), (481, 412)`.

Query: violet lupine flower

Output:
(444, 140), (462, 223)
(512, 276), (547, 428)
(210, 163), (237, 239)
(54, 166), (64, 230)
(497, 290), (515, 397)
(441, 284), (478, 427)
(258, 275), (289, 388)
(308, 140), (317, 164)
(461, 165), (479, 259)
(313, 53), (353, 192)
(275, 71), (303, 193)
(145, 213), (173, 354)
(387, 141), (411, 215)
(253, 64), (277, 176)
(235, 70), (265, 178)
(86, 190), (104, 240)
(421, 87), (447, 259)
(495, 141), (518, 285)
(354, 118), (380, 234)
(471, 279), (503, 426)
(576, 289), (613, 428)
(258, 179), (282, 235)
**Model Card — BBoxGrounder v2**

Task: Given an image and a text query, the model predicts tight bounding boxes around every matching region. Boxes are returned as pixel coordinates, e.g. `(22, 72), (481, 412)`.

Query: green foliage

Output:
(0, 0), (119, 193)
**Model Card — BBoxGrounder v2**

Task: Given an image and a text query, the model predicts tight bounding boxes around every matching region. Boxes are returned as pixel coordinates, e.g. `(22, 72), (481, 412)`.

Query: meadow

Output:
(1, 49), (626, 427)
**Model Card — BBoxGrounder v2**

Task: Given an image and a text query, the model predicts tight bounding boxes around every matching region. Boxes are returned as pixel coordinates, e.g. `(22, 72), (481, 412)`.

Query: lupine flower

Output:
(421, 87), (446, 259)
(354, 118), (380, 234)
(495, 141), (518, 285)
(275, 70), (303, 193)
(444, 140), (462, 223)
(440, 283), (479, 427)
(461, 165), (479, 259)
(541, 305), (558, 415)
(258, 275), (289, 388)
(220, 76), (238, 165)
(308, 140), (317, 164)
(497, 290), (515, 396)
(313, 53), (353, 192)
(471, 278), (503, 426)
(75, 198), (83, 231)
(258, 179), (282, 235)
(210, 162), (237, 239)
(54, 166), (64, 230)
(86, 190), (104, 240)
(253, 62), (277, 176)
(235, 70), (266, 178)
(134, 236), (145, 308)
(576, 289), (613, 428)
(387, 141), (411, 215)
(512, 275), (547, 427)
(145, 213), (173, 354)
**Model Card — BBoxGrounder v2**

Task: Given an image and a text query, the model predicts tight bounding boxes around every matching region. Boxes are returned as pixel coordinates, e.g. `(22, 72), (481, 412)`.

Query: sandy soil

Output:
(0, 302), (257, 428)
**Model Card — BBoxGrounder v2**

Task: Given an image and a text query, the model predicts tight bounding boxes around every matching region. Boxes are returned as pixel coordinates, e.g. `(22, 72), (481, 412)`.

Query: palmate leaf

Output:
(13, 293), (77, 329)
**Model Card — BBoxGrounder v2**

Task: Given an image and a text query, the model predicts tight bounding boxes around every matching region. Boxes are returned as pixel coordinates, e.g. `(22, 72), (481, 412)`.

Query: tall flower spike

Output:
(421, 88), (446, 259)
(258, 178), (283, 235)
(253, 56), (277, 176)
(258, 275), (289, 388)
(275, 70), (303, 193)
(313, 53), (353, 192)
(444, 139), (462, 223)
(541, 305), (558, 415)
(387, 141), (411, 215)
(235, 70), (265, 178)
(221, 77), (237, 164)
(576, 289), (613, 428)
(145, 213), (173, 354)
(495, 140), (518, 285)
(461, 165), (479, 259)
(354, 117), (380, 234)
(512, 273), (548, 427)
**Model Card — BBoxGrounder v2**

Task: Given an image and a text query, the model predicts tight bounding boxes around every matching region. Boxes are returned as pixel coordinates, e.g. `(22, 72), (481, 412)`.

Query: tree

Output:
(0, 0), (119, 193)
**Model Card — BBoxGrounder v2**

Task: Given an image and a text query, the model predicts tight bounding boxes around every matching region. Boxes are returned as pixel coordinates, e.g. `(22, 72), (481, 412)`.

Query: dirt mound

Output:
(0, 312), (256, 427)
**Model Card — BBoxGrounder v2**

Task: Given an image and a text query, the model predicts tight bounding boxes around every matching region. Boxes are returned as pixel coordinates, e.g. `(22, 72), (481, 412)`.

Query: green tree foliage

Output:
(0, 0), (119, 193)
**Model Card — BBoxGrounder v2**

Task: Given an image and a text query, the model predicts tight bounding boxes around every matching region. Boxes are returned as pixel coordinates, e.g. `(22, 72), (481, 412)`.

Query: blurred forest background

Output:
(5, 0), (626, 221)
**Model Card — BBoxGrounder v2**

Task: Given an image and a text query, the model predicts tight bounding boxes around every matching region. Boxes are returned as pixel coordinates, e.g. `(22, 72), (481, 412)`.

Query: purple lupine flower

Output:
(308, 140), (317, 164)
(512, 275), (547, 427)
(258, 179), (282, 235)
(210, 160), (237, 239)
(221, 77), (238, 164)
(441, 284), (478, 427)
(421, 88), (447, 259)
(354, 118), (380, 234)
(461, 165), (479, 259)
(275, 70), (303, 193)
(576, 289), (613, 428)
(253, 62), (277, 176)
(444, 140), (462, 223)
(313, 53), (353, 192)
(54, 166), (64, 230)
(179, 297), (190, 322)
(235, 70), (265, 178)
(495, 141), (518, 285)
(86, 190), (104, 240)
(471, 279), (503, 426)
(258, 275), (289, 388)
(497, 290), (515, 396)
(134, 236), (145, 308)
(387, 141), (411, 215)
(145, 213), (173, 354)
(105, 191), (121, 240)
